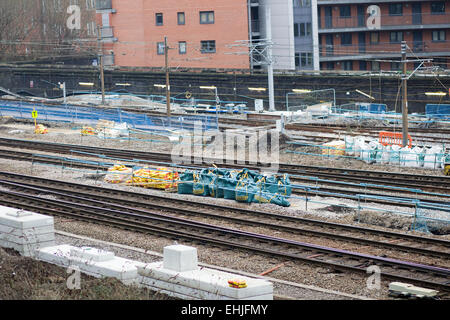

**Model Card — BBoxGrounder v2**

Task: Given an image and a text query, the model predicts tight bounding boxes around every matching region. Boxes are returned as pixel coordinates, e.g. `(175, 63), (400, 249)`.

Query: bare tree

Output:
(0, 0), (96, 63)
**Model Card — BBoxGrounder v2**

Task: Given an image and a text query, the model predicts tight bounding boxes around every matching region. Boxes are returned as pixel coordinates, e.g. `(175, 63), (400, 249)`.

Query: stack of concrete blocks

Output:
(0, 206), (55, 257)
(36, 245), (146, 285)
(138, 245), (273, 300)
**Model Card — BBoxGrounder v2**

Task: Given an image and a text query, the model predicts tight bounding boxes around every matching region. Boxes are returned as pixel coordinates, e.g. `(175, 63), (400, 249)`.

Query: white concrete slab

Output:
(69, 246), (115, 262)
(0, 207), (54, 229)
(139, 276), (273, 300)
(37, 245), (146, 282)
(138, 262), (273, 299)
(0, 239), (56, 256)
(0, 224), (54, 237)
(0, 232), (55, 245)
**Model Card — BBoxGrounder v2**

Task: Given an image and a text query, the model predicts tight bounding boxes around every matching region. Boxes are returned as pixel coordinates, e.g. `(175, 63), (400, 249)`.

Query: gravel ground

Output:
(54, 231), (366, 300)
(52, 219), (390, 300)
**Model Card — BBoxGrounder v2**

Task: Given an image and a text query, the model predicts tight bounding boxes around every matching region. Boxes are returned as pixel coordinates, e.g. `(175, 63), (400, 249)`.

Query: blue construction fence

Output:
(329, 102), (450, 125)
(0, 100), (219, 132)
(426, 104), (450, 119)
(71, 91), (249, 114)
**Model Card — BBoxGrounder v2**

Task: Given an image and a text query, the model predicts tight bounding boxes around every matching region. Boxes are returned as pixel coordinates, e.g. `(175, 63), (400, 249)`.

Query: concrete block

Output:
(389, 282), (438, 297)
(0, 239), (56, 257)
(0, 207), (54, 229)
(69, 247), (115, 262)
(0, 224), (54, 237)
(138, 262), (273, 299)
(139, 276), (273, 300)
(0, 232), (55, 245)
(36, 245), (146, 282)
(163, 245), (198, 272)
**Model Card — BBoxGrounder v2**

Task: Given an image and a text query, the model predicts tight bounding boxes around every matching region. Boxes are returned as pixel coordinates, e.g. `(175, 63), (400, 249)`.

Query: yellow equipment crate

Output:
(322, 141), (345, 156)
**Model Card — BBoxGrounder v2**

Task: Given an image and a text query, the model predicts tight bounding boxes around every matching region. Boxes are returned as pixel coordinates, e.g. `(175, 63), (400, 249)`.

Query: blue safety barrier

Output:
(425, 104), (450, 119)
(0, 100), (219, 131)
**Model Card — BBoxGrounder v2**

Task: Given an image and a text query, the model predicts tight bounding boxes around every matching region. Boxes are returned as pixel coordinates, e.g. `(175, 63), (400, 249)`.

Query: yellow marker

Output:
(32, 109), (38, 130)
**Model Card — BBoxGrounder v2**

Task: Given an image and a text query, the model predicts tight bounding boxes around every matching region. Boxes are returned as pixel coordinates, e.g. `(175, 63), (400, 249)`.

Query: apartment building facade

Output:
(318, 0), (450, 71)
(94, 1), (450, 72)
(96, 0), (250, 69)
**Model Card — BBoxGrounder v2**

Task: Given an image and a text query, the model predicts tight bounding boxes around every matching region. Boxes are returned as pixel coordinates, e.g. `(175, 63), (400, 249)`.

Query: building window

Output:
(342, 61), (353, 70)
(157, 42), (165, 55)
(341, 33), (352, 46)
(370, 32), (379, 44)
(301, 52), (312, 66)
(359, 61), (367, 71)
(340, 5), (351, 18)
(372, 61), (380, 71)
(86, 0), (95, 10)
(391, 62), (401, 71)
(294, 24), (299, 37)
(431, 2), (445, 14)
(299, 23), (311, 37)
(390, 31), (403, 43)
(201, 40), (216, 53)
(179, 41), (186, 54)
(200, 11), (214, 24)
(87, 22), (96, 36)
(432, 30), (446, 41)
(295, 53), (300, 67)
(389, 4), (402, 16)
(178, 12), (185, 25)
(293, 0), (311, 7)
(156, 13), (163, 26)
(326, 61), (335, 70)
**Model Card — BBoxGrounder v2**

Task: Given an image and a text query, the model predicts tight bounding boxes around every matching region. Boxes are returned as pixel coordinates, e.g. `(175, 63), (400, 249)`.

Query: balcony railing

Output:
(319, 13), (450, 31)
(319, 40), (450, 58)
(96, 0), (112, 10)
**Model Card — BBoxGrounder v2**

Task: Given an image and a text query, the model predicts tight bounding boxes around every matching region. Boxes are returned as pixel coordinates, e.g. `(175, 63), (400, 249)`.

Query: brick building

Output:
(318, 0), (450, 71)
(96, 0), (250, 69)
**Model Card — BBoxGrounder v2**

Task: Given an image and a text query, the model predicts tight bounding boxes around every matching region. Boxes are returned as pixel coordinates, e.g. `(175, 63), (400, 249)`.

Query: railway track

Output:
(0, 137), (449, 210)
(0, 146), (449, 211)
(0, 137), (448, 190)
(0, 171), (448, 259)
(285, 123), (450, 145)
(0, 172), (448, 293)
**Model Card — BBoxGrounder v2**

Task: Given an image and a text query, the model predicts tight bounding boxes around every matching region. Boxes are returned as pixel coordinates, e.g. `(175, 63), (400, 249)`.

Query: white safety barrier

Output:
(0, 207), (55, 257)
(138, 245), (273, 300)
(36, 245), (146, 285)
(0, 208), (274, 300)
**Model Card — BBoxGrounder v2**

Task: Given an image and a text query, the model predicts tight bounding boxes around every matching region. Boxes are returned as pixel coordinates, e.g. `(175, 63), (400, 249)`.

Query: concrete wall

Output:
(259, 0), (295, 70)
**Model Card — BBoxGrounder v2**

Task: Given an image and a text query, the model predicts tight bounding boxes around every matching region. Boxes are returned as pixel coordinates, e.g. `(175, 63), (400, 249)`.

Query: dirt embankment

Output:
(0, 248), (174, 300)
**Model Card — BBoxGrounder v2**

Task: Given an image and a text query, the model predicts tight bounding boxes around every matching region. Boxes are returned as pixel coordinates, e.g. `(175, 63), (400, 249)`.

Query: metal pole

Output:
(63, 82), (67, 105)
(165, 36), (171, 117)
(266, 8), (275, 112)
(215, 87), (218, 117)
(97, 26), (105, 105)
(401, 41), (409, 147)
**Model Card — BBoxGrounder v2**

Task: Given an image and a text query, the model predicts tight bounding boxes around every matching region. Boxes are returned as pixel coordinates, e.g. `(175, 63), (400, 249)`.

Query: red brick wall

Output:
(107, 0), (250, 69)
